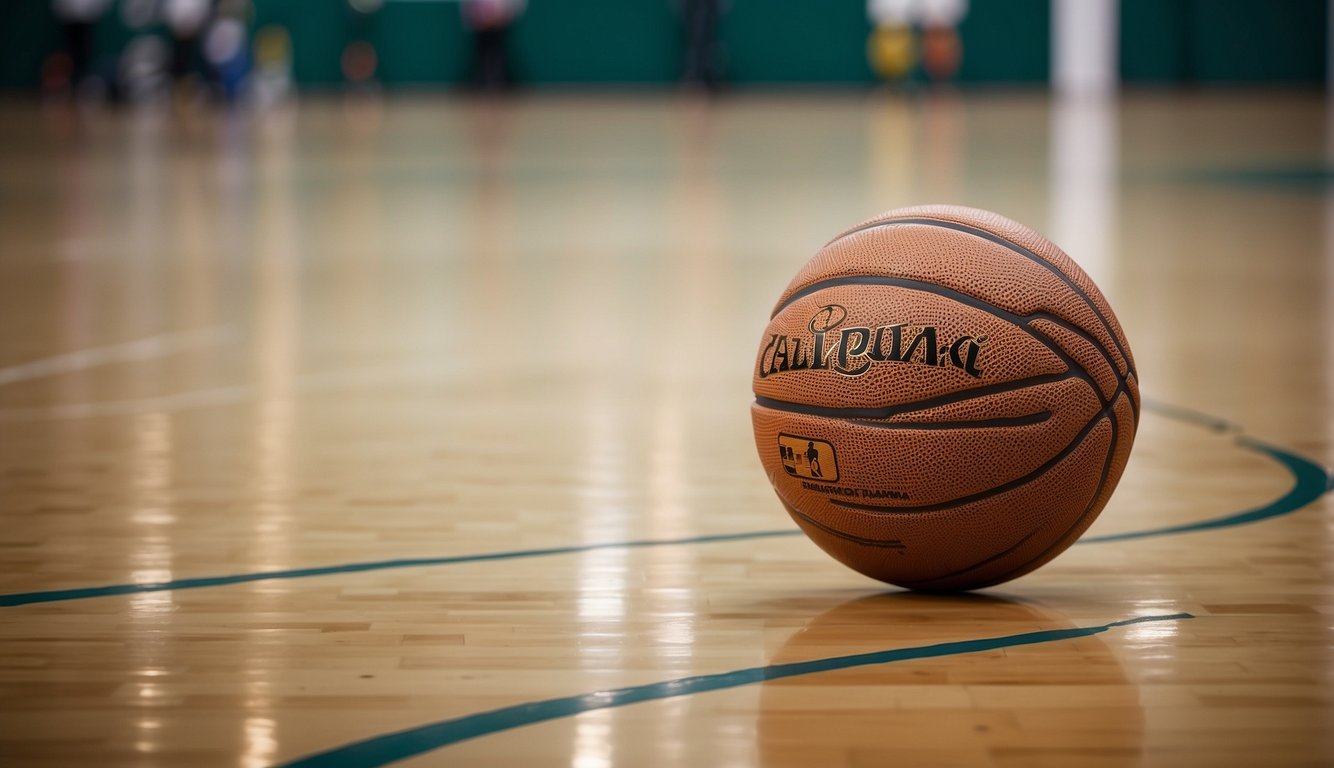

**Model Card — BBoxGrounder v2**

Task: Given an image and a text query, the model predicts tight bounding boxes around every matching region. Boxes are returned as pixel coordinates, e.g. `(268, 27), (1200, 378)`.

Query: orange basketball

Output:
(752, 205), (1138, 591)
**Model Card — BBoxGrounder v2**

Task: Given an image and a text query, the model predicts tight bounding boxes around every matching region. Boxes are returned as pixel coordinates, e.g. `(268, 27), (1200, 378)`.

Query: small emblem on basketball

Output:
(808, 304), (848, 333)
(778, 434), (839, 481)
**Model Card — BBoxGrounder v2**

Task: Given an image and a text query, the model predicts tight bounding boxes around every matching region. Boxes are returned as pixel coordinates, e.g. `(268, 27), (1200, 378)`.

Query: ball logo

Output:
(808, 304), (847, 334)
(778, 434), (838, 481)
(758, 303), (987, 379)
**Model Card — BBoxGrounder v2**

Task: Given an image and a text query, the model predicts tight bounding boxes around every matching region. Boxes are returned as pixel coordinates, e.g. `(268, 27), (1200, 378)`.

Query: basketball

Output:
(752, 205), (1139, 591)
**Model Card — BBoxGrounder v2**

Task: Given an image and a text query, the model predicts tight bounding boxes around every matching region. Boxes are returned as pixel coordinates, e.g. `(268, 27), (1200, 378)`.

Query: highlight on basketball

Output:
(0, 1), (1330, 766)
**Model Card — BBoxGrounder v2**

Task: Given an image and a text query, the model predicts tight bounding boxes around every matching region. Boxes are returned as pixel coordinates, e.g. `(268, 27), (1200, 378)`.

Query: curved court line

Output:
(280, 612), (1194, 768)
(1138, 396), (1238, 434)
(1079, 435), (1330, 543)
(0, 403), (1328, 608)
(0, 326), (234, 388)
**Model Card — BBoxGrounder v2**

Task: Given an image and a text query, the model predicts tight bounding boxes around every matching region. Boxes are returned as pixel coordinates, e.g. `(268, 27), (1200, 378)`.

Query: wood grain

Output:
(0, 92), (1330, 767)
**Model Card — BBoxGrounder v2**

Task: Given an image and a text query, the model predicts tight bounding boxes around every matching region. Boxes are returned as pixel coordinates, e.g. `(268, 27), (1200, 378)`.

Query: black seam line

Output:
(814, 216), (1135, 379)
(771, 275), (1111, 409)
(847, 411), (1052, 430)
(981, 394), (1125, 586)
(1030, 312), (1131, 405)
(753, 373), (1077, 421)
(1026, 313), (1125, 400)
(782, 500), (907, 549)
(1125, 370), (1141, 423)
(908, 522), (1047, 588)
(912, 393), (1125, 587)
(829, 388), (1122, 514)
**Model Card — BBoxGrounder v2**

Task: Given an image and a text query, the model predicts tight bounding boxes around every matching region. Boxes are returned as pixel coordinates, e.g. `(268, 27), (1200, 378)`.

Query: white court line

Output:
(0, 385), (252, 423)
(0, 326), (236, 388)
(0, 362), (458, 423)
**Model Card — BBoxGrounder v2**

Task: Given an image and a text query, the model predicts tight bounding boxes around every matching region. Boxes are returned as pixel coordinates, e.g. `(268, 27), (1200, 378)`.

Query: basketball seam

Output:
(825, 389), (1121, 514)
(975, 395), (1125, 586)
(1026, 313), (1139, 422)
(847, 411), (1053, 430)
(754, 372), (1081, 421)
(1026, 312), (1140, 422)
(910, 398), (1123, 588)
(782, 403), (1124, 588)
(904, 520), (1049, 590)
(780, 500), (907, 549)
(1026, 315), (1128, 402)
(769, 275), (1113, 409)
(791, 216), (1135, 379)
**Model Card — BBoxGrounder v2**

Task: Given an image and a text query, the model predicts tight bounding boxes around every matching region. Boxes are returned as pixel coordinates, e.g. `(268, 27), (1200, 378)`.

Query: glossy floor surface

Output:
(0, 92), (1332, 767)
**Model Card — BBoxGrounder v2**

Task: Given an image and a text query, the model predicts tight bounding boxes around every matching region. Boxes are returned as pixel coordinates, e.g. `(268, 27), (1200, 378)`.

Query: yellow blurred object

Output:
(868, 24), (916, 81)
(254, 24), (292, 68)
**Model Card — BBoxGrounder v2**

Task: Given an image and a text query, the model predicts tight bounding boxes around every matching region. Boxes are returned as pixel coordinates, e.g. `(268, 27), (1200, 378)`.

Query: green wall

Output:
(1122, 0), (1326, 83)
(374, 3), (467, 85)
(957, 0), (1051, 83)
(1, 1), (80, 89)
(723, 1), (875, 84)
(515, 1), (679, 84)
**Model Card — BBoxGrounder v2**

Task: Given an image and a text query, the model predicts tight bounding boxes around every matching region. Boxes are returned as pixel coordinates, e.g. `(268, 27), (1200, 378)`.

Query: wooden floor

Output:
(0, 91), (1331, 767)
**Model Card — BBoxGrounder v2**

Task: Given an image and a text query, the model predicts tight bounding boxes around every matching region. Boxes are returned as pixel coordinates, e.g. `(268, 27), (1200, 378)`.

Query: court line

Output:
(1079, 434), (1330, 543)
(1137, 396), (1238, 434)
(0, 384), (252, 422)
(0, 326), (234, 388)
(0, 531), (802, 607)
(279, 612), (1195, 768)
(0, 403), (1328, 608)
(0, 362), (456, 423)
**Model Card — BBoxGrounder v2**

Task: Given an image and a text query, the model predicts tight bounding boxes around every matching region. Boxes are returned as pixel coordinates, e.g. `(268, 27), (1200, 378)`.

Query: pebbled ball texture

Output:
(751, 205), (1138, 591)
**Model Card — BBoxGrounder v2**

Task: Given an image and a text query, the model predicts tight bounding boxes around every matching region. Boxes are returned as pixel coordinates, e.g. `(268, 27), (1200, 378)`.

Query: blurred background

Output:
(0, 0), (1327, 102)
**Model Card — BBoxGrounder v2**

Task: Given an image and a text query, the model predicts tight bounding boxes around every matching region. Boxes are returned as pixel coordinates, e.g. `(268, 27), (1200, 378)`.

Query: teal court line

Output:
(1078, 435), (1329, 543)
(0, 401), (1329, 608)
(0, 530), (802, 607)
(280, 613), (1195, 768)
(1137, 396), (1238, 433)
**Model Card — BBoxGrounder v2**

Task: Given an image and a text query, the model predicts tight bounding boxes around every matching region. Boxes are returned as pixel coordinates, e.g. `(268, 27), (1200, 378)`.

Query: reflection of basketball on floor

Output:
(757, 593), (1143, 766)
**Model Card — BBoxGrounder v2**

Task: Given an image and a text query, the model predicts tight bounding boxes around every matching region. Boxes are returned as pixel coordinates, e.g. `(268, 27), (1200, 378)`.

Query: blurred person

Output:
(867, 0), (916, 82)
(462, 0), (525, 91)
(117, 35), (170, 104)
(164, 0), (210, 95)
(920, 0), (966, 82)
(254, 25), (295, 106)
(203, 0), (253, 103)
(867, 0), (967, 83)
(343, 0), (383, 93)
(681, 0), (725, 89)
(52, 0), (112, 93)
